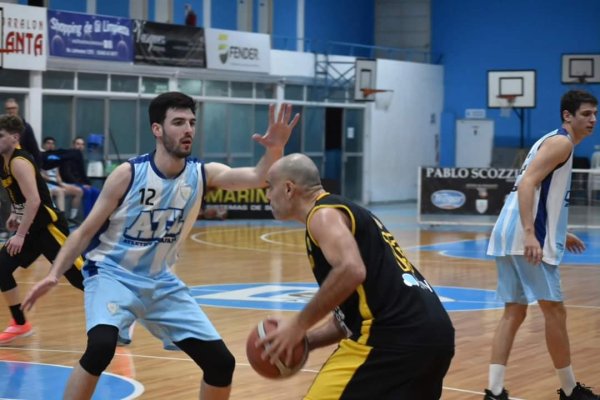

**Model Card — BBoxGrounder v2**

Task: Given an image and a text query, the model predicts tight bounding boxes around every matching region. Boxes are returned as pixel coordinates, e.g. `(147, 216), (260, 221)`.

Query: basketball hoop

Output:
(360, 88), (394, 110)
(497, 95), (516, 118)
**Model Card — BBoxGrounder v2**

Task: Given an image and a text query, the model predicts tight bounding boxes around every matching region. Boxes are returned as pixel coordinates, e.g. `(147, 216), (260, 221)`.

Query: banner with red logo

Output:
(0, 3), (47, 71)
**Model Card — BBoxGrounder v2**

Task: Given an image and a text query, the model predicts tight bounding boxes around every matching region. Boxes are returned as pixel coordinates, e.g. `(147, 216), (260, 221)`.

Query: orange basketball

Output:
(245, 319), (309, 379)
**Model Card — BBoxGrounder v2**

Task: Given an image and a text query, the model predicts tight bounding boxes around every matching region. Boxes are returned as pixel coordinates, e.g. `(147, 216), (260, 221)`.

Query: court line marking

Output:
(0, 359), (144, 399)
(190, 229), (306, 255)
(0, 346), (526, 399)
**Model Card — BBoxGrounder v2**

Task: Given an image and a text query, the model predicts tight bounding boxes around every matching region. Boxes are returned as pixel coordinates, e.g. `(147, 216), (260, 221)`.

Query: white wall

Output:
(368, 59), (443, 202)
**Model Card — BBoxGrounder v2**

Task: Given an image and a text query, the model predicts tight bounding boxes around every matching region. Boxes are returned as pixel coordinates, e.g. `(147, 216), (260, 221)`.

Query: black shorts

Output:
(305, 339), (454, 400)
(0, 217), (84, 270)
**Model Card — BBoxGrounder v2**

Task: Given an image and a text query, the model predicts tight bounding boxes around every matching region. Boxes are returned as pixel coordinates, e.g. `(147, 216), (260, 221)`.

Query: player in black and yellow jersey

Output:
(0, 115), (84, 344)
(260, 153), (455, 399)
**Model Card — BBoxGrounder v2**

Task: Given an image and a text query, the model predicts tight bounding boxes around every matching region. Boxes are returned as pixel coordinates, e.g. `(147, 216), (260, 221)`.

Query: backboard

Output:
(354, 59), (377, 101)
(562, 54), (600, 83)
(487, 70), (536, 108)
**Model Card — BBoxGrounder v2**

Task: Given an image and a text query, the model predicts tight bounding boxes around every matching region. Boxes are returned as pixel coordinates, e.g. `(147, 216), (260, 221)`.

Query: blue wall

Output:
(211, 0), (237, 30)
(304, 0), (374, 55)
(432, 0), (600, 165)
(96, 1), (128, 18)
(48, 0), (86, 13)
(272, 0), (297, 50)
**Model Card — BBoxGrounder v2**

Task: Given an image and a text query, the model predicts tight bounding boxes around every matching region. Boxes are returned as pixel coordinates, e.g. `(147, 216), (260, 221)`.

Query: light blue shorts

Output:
(84, 270), (221, 347)
(495, 255), (562, 304)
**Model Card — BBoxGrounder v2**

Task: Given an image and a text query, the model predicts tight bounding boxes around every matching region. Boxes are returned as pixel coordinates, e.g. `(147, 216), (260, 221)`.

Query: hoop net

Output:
(497, 95), (516, 118)
(361, 88), (394, 110)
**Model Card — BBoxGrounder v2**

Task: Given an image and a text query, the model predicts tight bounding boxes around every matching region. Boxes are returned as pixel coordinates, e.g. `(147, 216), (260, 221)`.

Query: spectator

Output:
(41, 137), (83, 221)
(59, 137), (101, 218)
(184, 3), (197, 27)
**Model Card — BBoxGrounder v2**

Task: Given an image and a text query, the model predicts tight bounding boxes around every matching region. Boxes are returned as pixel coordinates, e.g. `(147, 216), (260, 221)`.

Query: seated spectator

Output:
(41, 137), (83, 221)
(59, 137), (101, 218)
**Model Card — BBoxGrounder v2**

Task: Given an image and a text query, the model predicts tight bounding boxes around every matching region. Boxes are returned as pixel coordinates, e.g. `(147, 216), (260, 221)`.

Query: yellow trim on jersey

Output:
(47, 223), (84, 270)
(306, 204), (356, 247)
(10, 156), (36, 174)
(304, 339), (372, 400)
(356, 284), (374, 344)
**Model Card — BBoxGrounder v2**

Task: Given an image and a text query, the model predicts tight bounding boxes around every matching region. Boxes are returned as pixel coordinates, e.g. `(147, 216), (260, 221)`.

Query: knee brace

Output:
(79, 325), (118, 376)
(175, 338), (235, 387)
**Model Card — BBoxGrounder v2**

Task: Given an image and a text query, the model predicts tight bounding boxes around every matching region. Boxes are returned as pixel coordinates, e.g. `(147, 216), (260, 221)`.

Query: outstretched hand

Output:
(21, 276), (59, 312)
(252, 103), (300, 150)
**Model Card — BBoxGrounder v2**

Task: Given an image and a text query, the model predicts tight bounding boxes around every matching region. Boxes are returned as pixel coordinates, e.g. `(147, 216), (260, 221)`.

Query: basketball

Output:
(245, 319), (309, 379)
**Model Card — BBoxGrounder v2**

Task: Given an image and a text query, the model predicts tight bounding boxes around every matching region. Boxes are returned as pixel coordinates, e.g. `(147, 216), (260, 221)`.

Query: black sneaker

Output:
(484, 388), (509, 400)
(558, 383), (600, 400)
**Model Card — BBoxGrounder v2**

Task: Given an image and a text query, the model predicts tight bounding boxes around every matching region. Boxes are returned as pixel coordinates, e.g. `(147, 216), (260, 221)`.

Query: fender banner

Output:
(47, 10), (133, 62)
(133, 20), (205, 67)
(0, 3), (47, 70)
(203, 188), (273, 219)
(420, 167), (519, 215)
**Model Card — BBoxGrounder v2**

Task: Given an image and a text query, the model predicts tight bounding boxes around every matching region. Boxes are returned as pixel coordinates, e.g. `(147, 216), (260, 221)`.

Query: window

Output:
(141, 77), (169, 94)
(78, 73), (108, 91)
(0, 70), (29, 87)
(43, 71), (75, 89)
(111, 75), (139, 92)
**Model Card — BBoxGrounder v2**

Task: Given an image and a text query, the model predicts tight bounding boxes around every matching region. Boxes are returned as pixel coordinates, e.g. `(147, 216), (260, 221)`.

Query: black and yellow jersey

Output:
(1, 147), (62, 232)
(305, 193), (454, 348)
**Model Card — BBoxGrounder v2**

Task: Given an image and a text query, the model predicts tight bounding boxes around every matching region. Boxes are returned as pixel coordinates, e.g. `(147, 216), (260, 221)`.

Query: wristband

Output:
(14, 232), (26, 238)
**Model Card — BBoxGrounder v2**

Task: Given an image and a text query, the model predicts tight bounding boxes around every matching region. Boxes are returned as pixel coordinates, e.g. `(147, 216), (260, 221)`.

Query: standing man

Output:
(0, 115), (84, 344)
(485, 90), (599, 400)
(4, 98), (41, 167)
(260, 153), (455, 399)
(23, 92), (299, 400)
(59, 137), (101, 218)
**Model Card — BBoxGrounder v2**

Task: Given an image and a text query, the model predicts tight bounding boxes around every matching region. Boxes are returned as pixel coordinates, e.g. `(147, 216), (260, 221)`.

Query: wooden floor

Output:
(2, 205), (600, 399)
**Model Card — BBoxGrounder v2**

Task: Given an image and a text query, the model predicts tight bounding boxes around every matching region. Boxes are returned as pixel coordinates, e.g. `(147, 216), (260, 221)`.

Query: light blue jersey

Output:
(487, 128), (572, 265)
(81, 153), (220, 345)
(84, 153), (205, 277)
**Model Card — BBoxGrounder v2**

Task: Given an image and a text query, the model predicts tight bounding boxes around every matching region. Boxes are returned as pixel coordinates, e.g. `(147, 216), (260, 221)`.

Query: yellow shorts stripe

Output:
(47, 223), (84, 270)
(304, 339), (372, 400)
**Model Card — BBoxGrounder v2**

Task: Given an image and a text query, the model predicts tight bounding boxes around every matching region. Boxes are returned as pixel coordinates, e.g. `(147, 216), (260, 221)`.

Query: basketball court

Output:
(0, 203), (598, 399)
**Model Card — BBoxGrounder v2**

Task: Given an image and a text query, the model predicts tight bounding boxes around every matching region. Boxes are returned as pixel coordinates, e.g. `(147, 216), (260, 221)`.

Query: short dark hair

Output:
(148, 92), (196, 125)
(0, 114), (24, 134)
(73, 136), (84, 144)
(561, 90), (598, 121)
(43, 136), (56, 144)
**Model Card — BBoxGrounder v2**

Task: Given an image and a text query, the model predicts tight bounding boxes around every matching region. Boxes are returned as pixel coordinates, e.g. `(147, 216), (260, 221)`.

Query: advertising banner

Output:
(203, 188), (273, 219)
(205, 28), (270, 73)
(0, 3), (47, 71)
(420, 167), (519, 216)
(133, 20), (205, 68)
(47, 10), (133, 62)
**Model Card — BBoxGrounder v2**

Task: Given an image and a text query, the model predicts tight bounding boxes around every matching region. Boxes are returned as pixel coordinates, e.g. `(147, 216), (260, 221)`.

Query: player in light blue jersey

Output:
(22, 91), (299, 400)
(484, 90), (598, 400)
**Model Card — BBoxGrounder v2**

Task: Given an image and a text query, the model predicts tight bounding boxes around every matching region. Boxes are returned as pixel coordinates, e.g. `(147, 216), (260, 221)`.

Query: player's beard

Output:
(163, 130), (192, 158)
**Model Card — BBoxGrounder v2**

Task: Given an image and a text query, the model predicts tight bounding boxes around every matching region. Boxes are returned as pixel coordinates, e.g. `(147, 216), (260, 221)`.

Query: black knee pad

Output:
(175, 338), (235, 387)
(0, 262), (18, 292)
(79, 325), (118, 376)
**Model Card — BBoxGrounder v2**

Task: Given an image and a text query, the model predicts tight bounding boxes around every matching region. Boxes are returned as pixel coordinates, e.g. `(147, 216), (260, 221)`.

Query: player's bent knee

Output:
(0, 265), (17, 292)
(176, 338), (235, 387)
(79, 325), (119, 376)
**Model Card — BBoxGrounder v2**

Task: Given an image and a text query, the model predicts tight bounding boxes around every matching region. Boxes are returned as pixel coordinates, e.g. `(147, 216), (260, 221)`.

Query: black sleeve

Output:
(20, 123), (42, 167)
